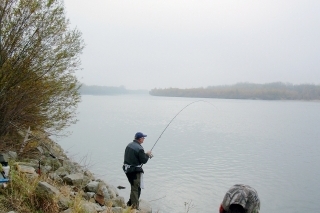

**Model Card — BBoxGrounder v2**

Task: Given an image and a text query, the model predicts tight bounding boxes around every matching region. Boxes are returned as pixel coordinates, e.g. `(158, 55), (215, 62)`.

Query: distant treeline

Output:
(79, 84), (148, 95)
(149, 82), (320, 100)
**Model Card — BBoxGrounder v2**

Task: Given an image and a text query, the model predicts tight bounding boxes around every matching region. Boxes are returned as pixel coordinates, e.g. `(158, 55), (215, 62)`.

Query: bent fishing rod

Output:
(150, 100), (216, 152)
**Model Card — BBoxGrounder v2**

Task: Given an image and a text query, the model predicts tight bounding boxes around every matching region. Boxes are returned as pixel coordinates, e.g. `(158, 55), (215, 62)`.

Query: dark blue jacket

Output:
(123, 140), (149, 173)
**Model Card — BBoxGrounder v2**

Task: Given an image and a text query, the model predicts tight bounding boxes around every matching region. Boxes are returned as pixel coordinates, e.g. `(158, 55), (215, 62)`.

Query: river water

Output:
(54, 94), (320, 213)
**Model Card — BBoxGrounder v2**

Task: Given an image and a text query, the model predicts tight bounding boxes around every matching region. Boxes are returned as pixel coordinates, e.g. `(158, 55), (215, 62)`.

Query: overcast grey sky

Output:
(64, 0), (320, 90)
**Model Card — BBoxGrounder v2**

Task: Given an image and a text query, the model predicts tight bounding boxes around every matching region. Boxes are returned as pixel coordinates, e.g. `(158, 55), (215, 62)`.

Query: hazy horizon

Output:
(82, 81), (320, 90)
(65, 1), (320, 90)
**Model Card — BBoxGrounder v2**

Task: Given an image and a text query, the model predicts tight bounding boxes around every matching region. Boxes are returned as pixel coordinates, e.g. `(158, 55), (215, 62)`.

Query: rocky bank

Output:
(0, 139), (152, 213)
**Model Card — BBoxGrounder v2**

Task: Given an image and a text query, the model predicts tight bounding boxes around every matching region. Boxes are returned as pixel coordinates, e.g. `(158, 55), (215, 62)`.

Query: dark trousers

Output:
(126, 172), (141, 209)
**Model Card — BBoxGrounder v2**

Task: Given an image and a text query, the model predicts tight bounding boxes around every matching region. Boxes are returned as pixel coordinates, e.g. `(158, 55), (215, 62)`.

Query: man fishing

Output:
(123, 132), (153, 210)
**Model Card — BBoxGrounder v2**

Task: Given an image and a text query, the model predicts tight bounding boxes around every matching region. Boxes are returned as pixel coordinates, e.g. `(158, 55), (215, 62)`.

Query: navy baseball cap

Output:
(135, 132), (147, 139)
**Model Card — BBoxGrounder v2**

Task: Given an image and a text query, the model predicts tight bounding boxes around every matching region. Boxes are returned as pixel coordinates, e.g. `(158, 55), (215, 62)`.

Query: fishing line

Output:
(148, 195), (166, 202)
(150, 100), (217, 151)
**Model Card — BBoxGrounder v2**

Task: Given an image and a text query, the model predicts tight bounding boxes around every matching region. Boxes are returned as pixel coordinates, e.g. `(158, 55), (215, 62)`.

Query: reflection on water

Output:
(55, 95), (320, 213)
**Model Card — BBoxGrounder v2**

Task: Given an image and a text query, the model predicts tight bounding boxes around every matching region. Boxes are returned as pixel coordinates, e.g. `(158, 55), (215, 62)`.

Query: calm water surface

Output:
(55, 95), (320, 213)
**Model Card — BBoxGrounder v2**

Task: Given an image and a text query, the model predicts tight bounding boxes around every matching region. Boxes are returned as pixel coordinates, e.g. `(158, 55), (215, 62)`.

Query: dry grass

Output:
(0, 160), (114, 213)
(0, 165), (59, 213)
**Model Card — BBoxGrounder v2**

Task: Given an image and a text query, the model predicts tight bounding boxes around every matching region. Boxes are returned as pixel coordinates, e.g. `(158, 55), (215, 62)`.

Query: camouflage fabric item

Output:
(221, 184), (260, 213)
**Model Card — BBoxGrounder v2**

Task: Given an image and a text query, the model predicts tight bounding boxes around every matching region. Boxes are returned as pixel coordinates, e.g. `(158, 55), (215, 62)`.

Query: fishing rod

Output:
(9, 122), (58, 175)
(150, 100), (216, 151)
(8, 122), (57, 159)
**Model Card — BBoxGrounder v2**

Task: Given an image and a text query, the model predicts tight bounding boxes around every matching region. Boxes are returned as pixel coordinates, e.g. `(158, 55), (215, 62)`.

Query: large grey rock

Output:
(85, 181), (99, 193)
(16, 161), (38, 168)
(36, 181), (60, 196)
(63, 173), (90, 187)
(15, 164), (37, 174)
(80, 200), (102, 213)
